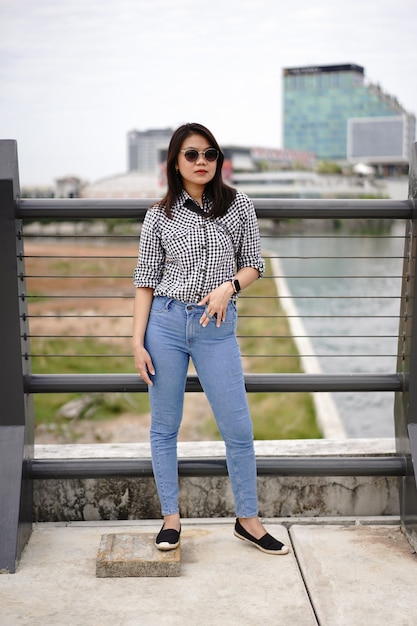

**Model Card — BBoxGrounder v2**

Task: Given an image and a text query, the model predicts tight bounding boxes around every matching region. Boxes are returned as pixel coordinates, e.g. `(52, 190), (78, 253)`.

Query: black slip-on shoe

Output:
(234, 518), (289, 555)
(155, 525), (181, 551)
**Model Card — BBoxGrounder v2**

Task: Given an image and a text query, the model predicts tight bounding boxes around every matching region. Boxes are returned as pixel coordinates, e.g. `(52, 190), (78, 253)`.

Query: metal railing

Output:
(1, 138), (417, 572)
(16, 202), (410, 390)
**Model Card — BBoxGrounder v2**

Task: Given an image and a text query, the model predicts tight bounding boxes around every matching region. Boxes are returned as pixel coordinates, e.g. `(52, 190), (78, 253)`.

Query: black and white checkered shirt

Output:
(133, 189), (265, 303)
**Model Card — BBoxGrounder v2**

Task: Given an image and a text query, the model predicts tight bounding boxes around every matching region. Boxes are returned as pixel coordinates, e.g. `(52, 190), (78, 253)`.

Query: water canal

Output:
(262, 220), (405, 438)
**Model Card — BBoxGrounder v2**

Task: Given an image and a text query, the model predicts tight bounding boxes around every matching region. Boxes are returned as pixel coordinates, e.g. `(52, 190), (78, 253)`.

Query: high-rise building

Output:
(283, 64), (415, 167)
(128, 128), (173, 172)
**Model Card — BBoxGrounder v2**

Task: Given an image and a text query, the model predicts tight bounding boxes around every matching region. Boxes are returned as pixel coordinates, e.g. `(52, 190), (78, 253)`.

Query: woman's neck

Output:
(184, 183), (204, 206)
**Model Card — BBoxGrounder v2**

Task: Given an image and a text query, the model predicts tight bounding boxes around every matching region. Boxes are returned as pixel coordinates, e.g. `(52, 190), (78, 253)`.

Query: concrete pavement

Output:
(1, 518), (416, 626)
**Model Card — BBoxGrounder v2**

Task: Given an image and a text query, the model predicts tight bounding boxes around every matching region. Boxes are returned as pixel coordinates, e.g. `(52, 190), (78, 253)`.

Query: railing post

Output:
(395, 140), (417, 550)
(0, 140), (34, 573)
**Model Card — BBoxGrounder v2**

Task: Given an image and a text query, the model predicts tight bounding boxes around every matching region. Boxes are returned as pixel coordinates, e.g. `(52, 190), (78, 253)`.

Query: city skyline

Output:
(1, 0), (416, 186)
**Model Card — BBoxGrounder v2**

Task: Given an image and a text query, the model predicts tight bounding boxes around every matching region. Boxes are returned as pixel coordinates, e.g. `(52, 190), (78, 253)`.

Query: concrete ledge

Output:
(35, 438), (396, 459)
(33, 439), (399, 522)
(96, 533), (180, 577)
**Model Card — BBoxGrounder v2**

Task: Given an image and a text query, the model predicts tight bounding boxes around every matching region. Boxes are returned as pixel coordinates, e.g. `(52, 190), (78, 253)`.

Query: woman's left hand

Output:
(198, 281), (234, 328)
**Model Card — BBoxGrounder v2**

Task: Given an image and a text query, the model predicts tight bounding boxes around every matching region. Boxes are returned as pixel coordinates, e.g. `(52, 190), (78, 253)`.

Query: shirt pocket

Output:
(211, 222), (235, 265)
(161, 226), (190, 265)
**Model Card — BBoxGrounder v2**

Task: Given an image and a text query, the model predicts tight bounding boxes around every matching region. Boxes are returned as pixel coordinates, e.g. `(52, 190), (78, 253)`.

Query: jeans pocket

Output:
(205, 301), (237, 337)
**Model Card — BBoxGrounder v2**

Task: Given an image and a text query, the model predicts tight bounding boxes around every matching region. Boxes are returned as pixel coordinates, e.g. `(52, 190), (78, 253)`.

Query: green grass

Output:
(32, 338), (150, 425)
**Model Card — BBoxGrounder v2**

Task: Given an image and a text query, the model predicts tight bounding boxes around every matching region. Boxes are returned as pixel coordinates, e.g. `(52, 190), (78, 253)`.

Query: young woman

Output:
(133, 122), (289, 555)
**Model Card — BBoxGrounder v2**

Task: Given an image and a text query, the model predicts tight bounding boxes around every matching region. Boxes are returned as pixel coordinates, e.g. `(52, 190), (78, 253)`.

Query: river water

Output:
(261, 221), (406, 438)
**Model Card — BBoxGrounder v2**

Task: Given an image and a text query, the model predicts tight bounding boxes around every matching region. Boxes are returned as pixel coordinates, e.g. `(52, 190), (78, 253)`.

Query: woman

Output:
(133, 122), (288, 555)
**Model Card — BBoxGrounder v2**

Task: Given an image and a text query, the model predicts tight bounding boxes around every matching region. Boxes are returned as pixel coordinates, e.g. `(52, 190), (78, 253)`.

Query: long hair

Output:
(159, 122), (236, 219)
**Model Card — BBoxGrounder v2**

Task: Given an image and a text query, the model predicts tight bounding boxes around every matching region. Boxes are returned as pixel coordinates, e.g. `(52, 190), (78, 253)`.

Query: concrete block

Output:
(96, 533), (180, 578)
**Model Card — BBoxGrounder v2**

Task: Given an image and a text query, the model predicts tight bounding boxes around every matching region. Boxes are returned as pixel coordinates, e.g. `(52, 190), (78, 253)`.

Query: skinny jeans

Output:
(145, 295), (258, 518)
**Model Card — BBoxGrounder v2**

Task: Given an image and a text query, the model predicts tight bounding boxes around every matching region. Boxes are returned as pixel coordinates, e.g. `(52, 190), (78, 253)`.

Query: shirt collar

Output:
(179, 189), (212, 216)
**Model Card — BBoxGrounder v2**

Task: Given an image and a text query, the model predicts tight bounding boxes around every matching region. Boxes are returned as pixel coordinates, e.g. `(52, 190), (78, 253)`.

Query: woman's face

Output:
(176, 133), (217, 194)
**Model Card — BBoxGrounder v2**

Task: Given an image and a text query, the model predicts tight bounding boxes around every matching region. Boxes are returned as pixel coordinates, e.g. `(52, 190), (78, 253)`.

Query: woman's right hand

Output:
(133, 345), (155, 386)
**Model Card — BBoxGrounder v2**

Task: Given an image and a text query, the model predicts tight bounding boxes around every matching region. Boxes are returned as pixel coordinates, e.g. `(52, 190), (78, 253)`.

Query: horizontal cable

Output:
(23, 231), (408, 239)
(24, 275), (134, 279)
(26, 312), (404, 319)
(28, 354), (400, 359)
(240, 354), (400, 359)
(242, 295), (402, 299)
(240, 315), (404, 318)
(23, 254), (406, 260)
(23, 255), (138, 259)
(265, 255), (406, 259)
(24, 311), (403, 317)
(24, 314), (133, 318)
(26, 295), (132, 299)
(24, 294), (402, 301)
(22, 233), (140, 238)
(23, 289), (403, 297)
(26, 334), (400, 339)
(23, 277), (405, 284)
(261, 233), (408, 239)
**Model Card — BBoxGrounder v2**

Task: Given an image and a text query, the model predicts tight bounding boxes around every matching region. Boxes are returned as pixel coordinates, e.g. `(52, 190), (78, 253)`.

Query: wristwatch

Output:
(231, 278), (241, 294)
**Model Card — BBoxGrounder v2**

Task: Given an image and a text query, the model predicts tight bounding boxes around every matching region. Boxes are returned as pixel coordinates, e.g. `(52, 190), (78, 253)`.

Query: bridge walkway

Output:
(1, 517), (416, 625)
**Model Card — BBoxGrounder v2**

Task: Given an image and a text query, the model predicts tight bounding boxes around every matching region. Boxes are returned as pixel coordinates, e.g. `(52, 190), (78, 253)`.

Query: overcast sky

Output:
(1, 0), (416, 186)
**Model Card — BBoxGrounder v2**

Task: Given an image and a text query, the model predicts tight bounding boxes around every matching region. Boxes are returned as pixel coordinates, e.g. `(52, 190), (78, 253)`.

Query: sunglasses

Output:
(179, 148), (219, 162)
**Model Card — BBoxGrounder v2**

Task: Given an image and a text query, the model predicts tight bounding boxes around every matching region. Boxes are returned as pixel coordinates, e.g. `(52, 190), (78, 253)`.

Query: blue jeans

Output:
(145, 296), (258, 518)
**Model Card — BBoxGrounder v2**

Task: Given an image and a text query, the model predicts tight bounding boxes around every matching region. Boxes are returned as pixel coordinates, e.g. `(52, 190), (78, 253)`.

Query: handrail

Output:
(16, 196), (415, 219)
(25, 372), (407, 393)
(29, 455), (408, 479)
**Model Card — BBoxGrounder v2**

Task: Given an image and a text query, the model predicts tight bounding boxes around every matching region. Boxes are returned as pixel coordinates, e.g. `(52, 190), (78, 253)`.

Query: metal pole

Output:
(29, 455), (407, 480)
(395, 141), (417, 551)
(0, 140), (33, 573)
(24, 372), (405, 394)
(16, 197), (414, 220)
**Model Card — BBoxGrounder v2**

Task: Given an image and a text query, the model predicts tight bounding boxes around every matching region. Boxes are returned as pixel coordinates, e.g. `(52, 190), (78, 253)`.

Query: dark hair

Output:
(159, 122), (236, 219)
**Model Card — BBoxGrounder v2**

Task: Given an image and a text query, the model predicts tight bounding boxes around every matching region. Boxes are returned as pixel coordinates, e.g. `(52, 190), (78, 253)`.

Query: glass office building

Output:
(283, 64), (415, 163)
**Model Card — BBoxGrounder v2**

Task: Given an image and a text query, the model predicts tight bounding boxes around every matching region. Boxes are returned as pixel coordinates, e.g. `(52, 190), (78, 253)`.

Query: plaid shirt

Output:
(133, 189), (265, 303)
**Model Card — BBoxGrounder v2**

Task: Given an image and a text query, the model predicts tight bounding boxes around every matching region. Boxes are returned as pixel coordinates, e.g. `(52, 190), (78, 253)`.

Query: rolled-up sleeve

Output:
(236, 195), (265, 277)
(133, 208), (165, 288)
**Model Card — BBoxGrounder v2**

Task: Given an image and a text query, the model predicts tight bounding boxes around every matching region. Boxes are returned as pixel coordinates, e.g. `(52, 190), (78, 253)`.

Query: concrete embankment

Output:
(271, 256), (347, 439)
